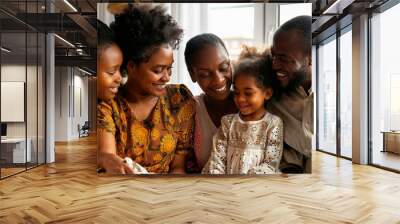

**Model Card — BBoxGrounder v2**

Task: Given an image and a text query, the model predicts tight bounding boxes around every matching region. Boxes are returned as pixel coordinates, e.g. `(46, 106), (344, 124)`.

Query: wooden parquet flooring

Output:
(1, 135), (400, 223)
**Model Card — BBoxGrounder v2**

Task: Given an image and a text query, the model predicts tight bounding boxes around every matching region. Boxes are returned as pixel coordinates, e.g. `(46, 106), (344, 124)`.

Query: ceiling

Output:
(309, 0), (390, 43)
(0, 0), (98, 74)
(0, 0), (394, 74)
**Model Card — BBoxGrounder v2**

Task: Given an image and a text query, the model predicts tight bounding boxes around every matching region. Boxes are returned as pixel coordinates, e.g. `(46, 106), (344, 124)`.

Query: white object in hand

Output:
(123, 157), (149, 174)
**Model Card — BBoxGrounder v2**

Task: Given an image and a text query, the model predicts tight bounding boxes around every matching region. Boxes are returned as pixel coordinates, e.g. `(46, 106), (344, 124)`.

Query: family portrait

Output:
(96, 3), (313, 175)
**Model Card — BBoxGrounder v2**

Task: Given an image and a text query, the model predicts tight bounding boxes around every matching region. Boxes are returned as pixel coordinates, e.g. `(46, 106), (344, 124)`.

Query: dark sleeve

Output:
(97, 101), (116, 135)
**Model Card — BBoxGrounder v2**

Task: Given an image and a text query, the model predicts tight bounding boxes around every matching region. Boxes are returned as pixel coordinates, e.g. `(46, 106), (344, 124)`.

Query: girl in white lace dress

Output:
(202, 48), (283, 174)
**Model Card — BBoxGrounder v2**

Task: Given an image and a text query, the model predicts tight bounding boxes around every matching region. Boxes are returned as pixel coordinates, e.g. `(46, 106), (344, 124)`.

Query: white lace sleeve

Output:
(201, 115), (232, 174)
(249, 117), (284, 174)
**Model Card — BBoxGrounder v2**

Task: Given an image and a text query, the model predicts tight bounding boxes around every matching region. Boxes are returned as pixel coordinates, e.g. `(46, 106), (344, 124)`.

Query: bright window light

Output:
(279, 3), (312, 25)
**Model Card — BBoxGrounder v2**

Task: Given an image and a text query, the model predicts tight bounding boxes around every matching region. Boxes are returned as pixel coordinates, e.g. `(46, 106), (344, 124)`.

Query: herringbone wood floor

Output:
(1, 135), (400, 223)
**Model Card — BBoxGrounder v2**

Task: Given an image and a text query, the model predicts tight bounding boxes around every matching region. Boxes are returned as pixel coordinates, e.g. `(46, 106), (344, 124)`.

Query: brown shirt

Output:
(268, 87), (313, 158)
(97, 84), (196, 173)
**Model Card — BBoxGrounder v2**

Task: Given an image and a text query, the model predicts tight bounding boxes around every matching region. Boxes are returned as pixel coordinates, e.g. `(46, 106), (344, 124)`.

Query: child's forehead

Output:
(99, 43), (121, 55)
(234, 72), (259, 82)
(234, 75), (259, 87)
(233, 73), (269, 90)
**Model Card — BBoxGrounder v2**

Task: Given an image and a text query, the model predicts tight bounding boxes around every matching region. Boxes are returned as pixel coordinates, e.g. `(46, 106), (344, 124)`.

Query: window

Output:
(316, 25), (353, 159)
(370, 2), (400, 171)
(339, 27), (352, 158)
(279, 3), (312, 25)
(0, 0), (47, 179)
(166, 3), (265, 95)
(317, 36), (337, 154)
(207, 3), (261, 59)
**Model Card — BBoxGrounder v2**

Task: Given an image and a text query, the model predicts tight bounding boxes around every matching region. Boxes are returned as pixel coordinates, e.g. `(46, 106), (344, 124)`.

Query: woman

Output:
(97, 4), (195, 174)
(184, 33), (238, 170)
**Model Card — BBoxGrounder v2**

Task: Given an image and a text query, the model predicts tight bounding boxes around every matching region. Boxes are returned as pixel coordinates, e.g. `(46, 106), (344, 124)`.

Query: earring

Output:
(121, 69), (128, 85)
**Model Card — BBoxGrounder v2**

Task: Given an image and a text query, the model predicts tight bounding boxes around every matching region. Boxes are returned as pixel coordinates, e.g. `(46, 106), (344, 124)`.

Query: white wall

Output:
(55, 66), (69, 141)
(1, 64), (46, 163)
(54, 66), (89, 141)
(46, 4), (56, 164)
(1, 65), (28, 138)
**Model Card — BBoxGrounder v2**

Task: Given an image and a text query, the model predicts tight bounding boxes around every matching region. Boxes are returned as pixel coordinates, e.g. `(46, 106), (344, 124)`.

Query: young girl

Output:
(97, 20), (123, 102)
(202, 47), (284, 174)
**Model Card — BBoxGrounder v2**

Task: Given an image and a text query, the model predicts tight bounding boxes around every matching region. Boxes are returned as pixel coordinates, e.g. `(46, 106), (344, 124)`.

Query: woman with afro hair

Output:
(97, 4), (196, 174)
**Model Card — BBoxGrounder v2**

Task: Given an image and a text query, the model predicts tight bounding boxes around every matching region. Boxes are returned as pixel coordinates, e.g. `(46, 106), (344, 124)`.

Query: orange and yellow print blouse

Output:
(97, 84), (196, 174)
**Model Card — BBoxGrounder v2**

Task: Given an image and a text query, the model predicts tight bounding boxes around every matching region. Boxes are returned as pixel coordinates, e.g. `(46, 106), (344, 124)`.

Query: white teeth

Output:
(155, 84), (166, 88)
(215, 86), (226, 92)
(277, 72), (287, 77)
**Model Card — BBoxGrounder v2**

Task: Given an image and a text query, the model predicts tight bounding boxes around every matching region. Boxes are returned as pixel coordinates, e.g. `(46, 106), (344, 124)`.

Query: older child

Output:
(202, 47), (283, 174)
(97, 20), (123, 101)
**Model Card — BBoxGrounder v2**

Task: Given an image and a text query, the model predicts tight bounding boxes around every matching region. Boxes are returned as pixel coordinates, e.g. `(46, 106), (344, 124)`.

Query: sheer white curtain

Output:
(169, 3), (204, 96)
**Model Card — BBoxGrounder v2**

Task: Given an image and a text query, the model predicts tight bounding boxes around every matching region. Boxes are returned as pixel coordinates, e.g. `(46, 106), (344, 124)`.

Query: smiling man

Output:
(268, 15), (313, 173)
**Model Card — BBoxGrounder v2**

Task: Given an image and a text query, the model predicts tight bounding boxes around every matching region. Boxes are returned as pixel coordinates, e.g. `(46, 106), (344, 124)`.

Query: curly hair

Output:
(234, 46), (276, 91)
(110, 3), (183, 69)
(97, 20), (116, 58)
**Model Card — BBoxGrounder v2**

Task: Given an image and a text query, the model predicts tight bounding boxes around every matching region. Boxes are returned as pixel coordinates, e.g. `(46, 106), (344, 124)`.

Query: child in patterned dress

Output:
(202, 47), (283, 174)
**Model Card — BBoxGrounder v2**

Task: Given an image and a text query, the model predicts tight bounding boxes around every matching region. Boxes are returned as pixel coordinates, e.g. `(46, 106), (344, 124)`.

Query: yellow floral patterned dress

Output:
(97, 84), (196, 173)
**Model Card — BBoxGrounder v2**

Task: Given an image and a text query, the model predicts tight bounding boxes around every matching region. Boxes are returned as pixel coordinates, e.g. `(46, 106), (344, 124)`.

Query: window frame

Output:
(204, 3), (265, 59)
(315, 24), (353, 161)
(368, 0), (400, 173)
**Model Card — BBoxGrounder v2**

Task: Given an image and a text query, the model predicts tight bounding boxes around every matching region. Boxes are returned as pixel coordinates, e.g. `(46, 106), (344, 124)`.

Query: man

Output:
(268, 15), (313, 173)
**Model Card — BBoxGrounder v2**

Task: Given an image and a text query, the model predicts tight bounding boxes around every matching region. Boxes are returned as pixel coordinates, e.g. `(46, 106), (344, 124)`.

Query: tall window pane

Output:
(27, 31), (38, 169)
(279, 3), (312, 25)
(207, 3), (255, 59)
(371, 3), (400, 171)
(1, 31), (28, 177)
(340, 28), (352, 158)
(317, 37), (337, 154)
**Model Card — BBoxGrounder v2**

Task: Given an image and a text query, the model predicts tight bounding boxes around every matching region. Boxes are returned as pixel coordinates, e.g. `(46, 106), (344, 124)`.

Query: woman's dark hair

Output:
(110, 3), (183, 69)
(97, 20), (116, 57)
(184, 33), (229, 73)
(233, 46), (276, 92)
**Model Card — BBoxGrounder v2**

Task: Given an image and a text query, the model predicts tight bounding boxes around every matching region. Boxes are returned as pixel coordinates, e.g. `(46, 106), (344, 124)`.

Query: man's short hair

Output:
(274, 15), (311, 55)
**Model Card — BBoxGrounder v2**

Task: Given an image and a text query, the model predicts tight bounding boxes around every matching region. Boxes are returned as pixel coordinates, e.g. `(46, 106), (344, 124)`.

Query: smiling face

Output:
(126, 45), (174, 97)
(233, 74), (272, 121)
(97, 43), (123, 101)
(271, 30), (310, 93)
(190, 45), (232, 101)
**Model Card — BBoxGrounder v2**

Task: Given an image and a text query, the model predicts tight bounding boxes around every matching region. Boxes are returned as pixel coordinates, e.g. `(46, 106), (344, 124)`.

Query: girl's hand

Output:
(99, 153), (134, 174)
(124, 157), (149, 174)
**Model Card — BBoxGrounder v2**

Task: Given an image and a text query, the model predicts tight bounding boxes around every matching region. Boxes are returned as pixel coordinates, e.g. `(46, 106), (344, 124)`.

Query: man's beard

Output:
(280, 68), (307, 94)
